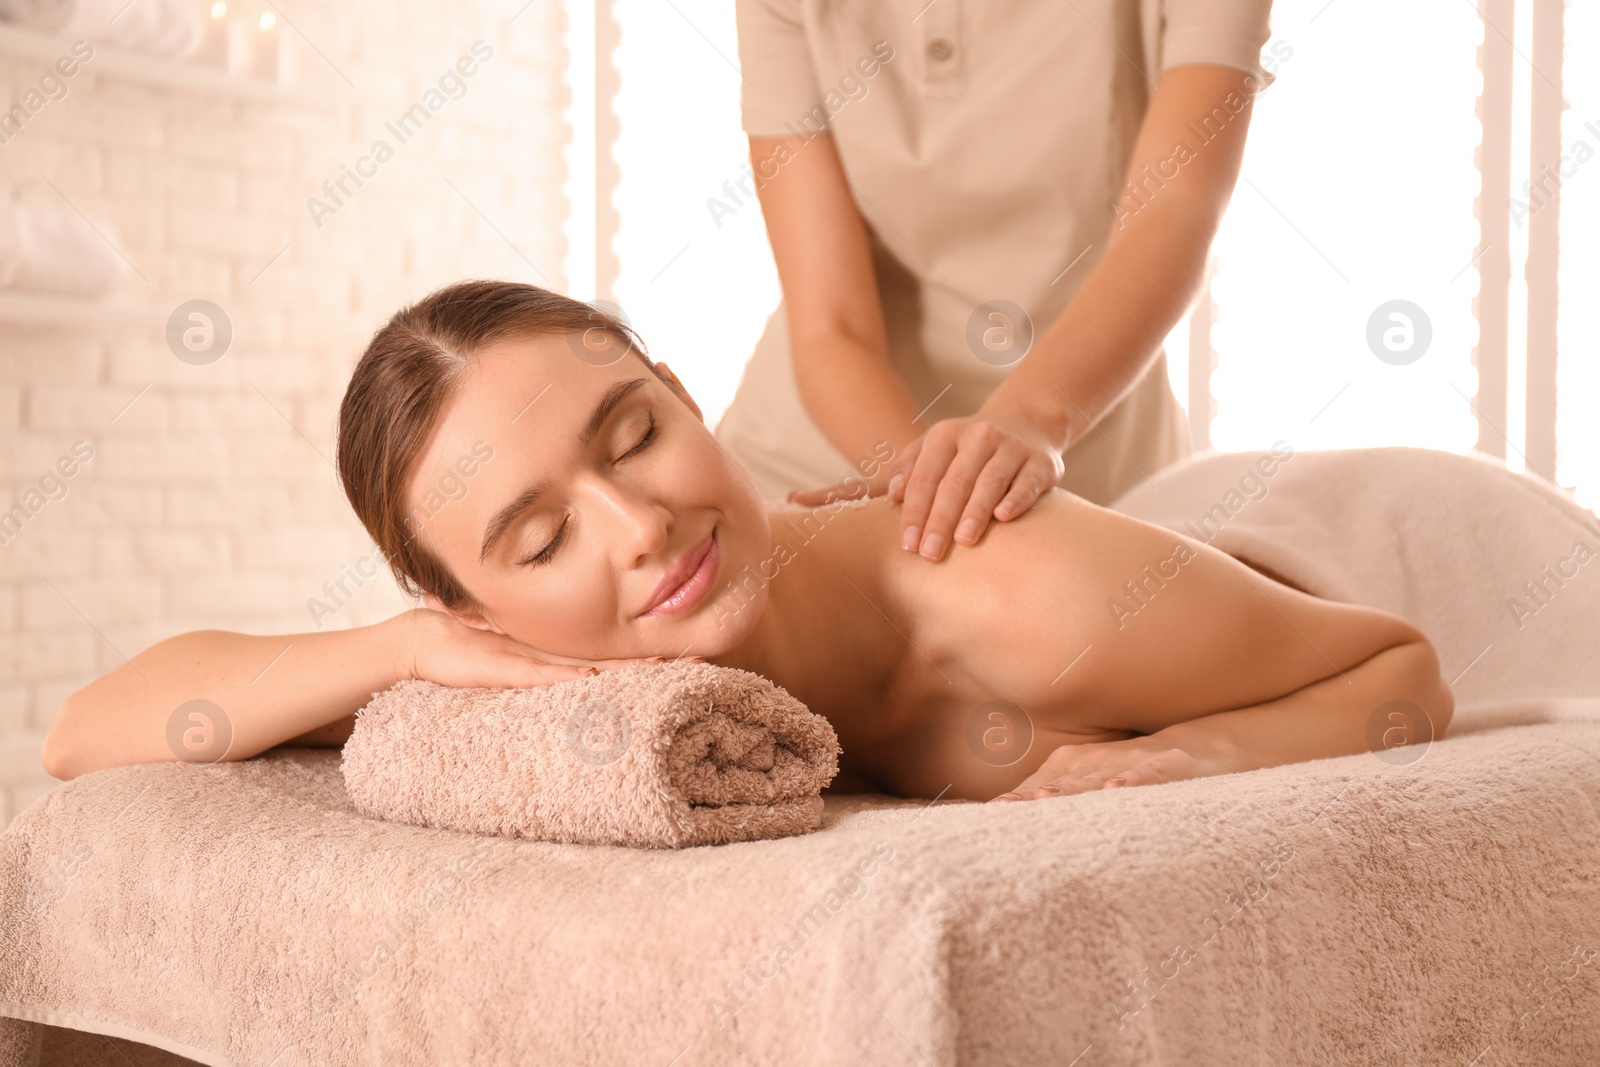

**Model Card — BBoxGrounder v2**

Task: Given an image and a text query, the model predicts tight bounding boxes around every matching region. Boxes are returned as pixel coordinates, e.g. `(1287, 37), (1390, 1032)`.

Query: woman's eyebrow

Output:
(479, 377), (650, 563)
(579, 377), (649, 447)
(479, 481), (548, 564)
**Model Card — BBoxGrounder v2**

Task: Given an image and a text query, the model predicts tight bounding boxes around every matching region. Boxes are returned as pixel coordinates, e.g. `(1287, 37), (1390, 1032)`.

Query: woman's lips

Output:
(641, 528), (719, 617)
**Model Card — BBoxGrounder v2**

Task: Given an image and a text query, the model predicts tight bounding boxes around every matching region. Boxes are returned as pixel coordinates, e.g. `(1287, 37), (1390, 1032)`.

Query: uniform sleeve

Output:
(734, 0), (825, 135)
(1157, 0), (1277, 89)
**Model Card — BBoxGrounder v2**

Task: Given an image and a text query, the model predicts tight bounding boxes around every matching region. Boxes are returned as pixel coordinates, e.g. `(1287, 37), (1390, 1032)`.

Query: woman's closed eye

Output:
(515, 410), (660, 568)
(517, 516), (570, 567)
(620, 410), (659, 460)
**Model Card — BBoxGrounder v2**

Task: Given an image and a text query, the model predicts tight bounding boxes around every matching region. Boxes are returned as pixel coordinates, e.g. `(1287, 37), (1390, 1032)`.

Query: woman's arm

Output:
(999, 635), (1453, 801)
(1036, 496), (1445, 736)
(282, 715), (359, 748)
(1152, 636), (1453, 773)
(41, 616), (414, 780)
(41, 608), (654, 780)
(925, 490), (1454, 799)
(747, 132), (924, 467)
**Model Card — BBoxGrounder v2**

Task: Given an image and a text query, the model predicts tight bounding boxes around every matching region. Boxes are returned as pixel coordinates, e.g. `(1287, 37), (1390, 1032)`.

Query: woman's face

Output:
(405, 331), (774, 661)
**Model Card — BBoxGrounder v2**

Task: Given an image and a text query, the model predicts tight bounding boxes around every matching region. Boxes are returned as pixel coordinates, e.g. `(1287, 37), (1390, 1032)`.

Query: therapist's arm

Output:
(746, 132), (925, 470)
(906, 64), (1264, 561)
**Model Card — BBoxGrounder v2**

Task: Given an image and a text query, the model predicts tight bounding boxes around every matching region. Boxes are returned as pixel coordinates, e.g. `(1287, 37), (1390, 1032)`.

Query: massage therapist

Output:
(711, 0), (1279, 561)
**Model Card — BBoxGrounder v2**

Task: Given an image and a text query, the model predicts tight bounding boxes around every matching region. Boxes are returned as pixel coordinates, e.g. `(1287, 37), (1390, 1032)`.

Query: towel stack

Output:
(0, 201), (128, 299)
(0, 0), (202, 58)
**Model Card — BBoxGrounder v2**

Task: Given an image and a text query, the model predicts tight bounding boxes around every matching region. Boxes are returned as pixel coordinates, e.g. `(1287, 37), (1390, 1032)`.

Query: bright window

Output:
(568, 0), (1595, 507)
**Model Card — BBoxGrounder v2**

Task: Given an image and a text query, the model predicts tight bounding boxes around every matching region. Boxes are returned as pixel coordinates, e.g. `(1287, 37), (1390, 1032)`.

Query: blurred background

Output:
(0, 0), (1594, 826)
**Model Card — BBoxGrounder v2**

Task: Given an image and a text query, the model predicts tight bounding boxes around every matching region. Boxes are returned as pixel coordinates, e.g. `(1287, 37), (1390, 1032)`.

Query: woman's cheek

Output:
(545, 568), (627, 654)
(671, 433), (726, 489)
(499, 572), (617, 655)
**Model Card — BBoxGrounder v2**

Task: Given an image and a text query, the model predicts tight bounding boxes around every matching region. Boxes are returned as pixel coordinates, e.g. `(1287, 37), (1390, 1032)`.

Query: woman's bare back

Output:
(721, 489), (1437, 801)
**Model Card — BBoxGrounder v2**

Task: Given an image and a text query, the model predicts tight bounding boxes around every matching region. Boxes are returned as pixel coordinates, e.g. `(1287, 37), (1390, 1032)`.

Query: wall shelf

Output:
(0, 22), (344, 117)
(0, 290), (166, 330)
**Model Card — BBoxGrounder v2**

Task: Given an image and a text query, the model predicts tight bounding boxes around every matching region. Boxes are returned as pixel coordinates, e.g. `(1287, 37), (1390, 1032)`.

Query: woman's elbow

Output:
(1402, 633), (1455, 741)
(39, 695), (156, 781)
(40, 704), (83, 781)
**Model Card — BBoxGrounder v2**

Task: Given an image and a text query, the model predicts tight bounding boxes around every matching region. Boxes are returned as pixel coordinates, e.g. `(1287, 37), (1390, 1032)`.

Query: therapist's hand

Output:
(889, 414), (1064, 559)
(788, 413), (1063, 560)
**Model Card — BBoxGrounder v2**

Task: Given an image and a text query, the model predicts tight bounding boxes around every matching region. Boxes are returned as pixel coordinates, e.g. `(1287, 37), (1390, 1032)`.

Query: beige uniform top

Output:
(713, 0), (1274, 507)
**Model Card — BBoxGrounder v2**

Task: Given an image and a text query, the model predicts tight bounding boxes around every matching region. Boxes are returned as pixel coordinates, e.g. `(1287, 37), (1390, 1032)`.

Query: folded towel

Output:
(0, 201), (127, 299)
(0, 0), (201, 58)
(341, 661), (841, 849)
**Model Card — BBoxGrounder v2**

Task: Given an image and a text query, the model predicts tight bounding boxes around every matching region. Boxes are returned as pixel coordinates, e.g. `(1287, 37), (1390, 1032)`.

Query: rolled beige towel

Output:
(0, 201), (127, 298)
(342, 661), (842, 849)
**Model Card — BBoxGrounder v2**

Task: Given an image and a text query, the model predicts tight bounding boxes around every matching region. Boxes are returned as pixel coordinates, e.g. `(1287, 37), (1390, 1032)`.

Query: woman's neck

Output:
(705, 505), (897, 703)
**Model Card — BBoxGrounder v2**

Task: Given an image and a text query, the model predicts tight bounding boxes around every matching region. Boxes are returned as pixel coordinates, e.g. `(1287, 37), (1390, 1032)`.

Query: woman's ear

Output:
(653, 361), (703, 422)
(420, 592), (504, 635)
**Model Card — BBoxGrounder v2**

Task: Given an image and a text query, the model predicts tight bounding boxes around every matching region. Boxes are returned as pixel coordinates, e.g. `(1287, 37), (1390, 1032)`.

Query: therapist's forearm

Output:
(983, 64), (1257, 453)
(790, 332), (924, 468)
(982, 191), (1216, 453)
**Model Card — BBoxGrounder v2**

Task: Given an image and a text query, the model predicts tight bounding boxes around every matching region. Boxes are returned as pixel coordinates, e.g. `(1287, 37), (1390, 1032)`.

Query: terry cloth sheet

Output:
(341, 666), (841, 848)
(2, 446), (1599, 1067)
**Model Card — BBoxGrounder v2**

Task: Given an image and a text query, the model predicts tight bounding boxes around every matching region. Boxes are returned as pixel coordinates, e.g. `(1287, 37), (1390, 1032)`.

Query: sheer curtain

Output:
(564, 0), (779, 430)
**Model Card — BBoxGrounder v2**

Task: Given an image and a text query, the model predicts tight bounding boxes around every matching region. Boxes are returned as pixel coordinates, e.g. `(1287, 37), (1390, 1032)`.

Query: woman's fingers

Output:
(1099, 763), (1166, 788)
(404, 608), (714, 692)
(994, 743), (1084, 799)
(992, 741), (1145, 801)
(994, 769), (1116, 802)
(577, 653), (710, 671)
(509, 653), (711, 687)
(1031, 780), (1092, 799)
(992, 748), (1226, 802)
(501, 657), (609, 687)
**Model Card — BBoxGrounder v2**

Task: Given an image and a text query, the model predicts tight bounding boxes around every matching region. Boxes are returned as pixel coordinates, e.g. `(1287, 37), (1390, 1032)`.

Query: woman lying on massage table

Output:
(41, 280), (1454, 804)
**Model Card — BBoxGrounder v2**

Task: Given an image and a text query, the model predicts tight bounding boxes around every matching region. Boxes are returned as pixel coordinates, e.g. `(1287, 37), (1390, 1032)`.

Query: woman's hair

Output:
(336, 279), (654, 615)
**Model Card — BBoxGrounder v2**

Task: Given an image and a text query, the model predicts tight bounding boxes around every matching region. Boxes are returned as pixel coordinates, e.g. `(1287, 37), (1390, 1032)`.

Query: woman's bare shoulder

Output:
(768, 492), (900, 550)
(916, 487), (1134, 575)
(770, 486), (1111, 565)
(769, 486), (1176, 608)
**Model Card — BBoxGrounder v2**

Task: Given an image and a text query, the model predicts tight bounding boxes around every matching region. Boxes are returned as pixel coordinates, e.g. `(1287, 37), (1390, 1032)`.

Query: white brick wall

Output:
(0, 2), (571, 828)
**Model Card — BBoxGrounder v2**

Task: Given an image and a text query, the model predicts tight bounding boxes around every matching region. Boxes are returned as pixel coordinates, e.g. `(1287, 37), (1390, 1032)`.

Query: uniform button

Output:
(926, 38), (955, 62)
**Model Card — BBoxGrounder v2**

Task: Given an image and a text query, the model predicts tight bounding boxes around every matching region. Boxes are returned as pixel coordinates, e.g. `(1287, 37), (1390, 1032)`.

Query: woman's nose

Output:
(582, 476), (670, 560)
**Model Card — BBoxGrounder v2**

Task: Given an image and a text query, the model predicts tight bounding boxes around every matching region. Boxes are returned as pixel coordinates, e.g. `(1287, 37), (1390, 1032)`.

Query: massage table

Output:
(4, 446), (1598, 1065)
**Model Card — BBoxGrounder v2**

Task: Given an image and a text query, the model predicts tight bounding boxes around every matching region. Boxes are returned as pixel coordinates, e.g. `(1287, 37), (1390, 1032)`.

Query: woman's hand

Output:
(387, 608), (698, 690)
(990, 737), (1237, 802)
(788, 413), (1063, 561)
